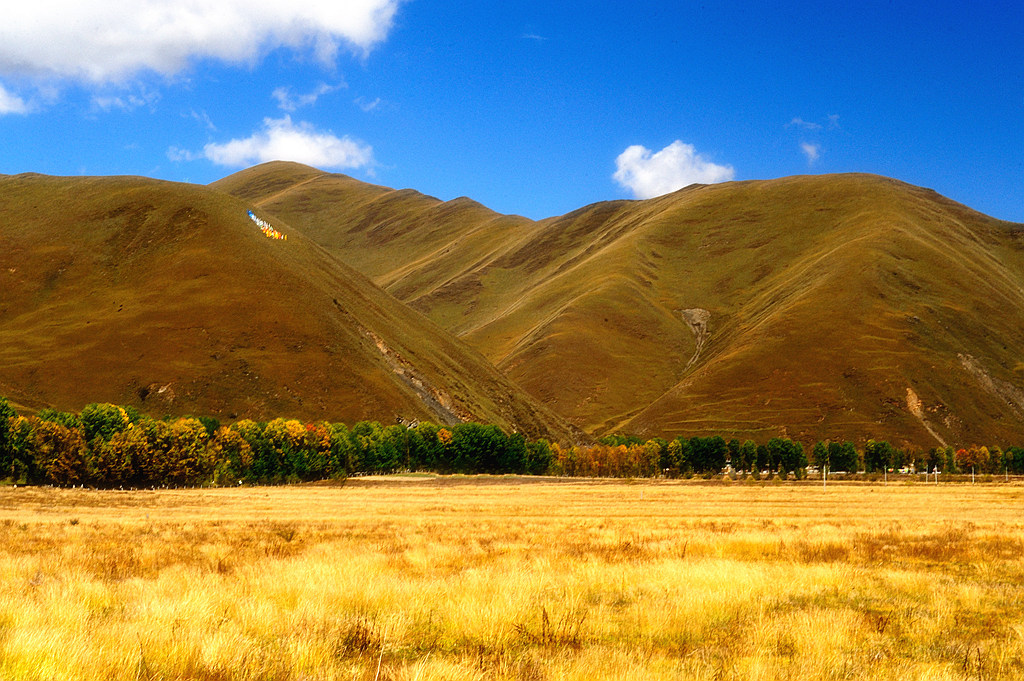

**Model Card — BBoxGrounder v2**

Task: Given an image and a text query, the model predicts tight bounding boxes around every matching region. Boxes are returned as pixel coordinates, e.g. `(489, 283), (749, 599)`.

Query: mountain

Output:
(215, 162), (1024, 449)
(0, 172), (576, 441)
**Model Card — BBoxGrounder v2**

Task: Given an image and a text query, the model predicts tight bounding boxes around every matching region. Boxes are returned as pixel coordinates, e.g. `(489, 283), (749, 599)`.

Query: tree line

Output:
(2, 397), (1023, 487)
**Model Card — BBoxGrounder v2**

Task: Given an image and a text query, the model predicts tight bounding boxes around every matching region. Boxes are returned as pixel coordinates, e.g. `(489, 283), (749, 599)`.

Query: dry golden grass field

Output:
(2, 477), (1023, 680)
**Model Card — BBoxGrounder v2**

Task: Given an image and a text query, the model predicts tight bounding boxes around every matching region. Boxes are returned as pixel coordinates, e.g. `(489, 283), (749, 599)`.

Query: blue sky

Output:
(0, 1), (1021, 222)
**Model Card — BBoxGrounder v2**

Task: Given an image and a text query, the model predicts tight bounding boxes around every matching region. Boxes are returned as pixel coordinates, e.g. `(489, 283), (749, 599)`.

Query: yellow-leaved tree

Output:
(33, 420), (88, 486)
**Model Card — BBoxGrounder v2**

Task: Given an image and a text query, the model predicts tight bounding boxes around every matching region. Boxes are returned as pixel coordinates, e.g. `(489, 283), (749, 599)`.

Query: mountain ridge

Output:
(0, 171), (577, 441)
(4, 162), (1023, 449)
(216, 162), (1024, 448)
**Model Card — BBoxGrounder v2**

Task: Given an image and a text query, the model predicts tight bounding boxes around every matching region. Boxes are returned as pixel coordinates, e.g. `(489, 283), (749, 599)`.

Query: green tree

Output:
(80, 403), (130, 444)
(410, 422), (444, 471)
(726, 439), (741, 469)
(599, 434), (644, 447)
(0, 397), (16, 479)
(738, 440), (757, 472)
(503, 432), (529, 474)
(768, 438), (807, 478)
(209, 426), (253, 485)
(450, 423), (511, 474)
(328, 422), (357, 475)
(350, 421), (393, 473)
(942, 446), (958, 474)
(6, 415), (38, 482)
(264, 418), (312, 480)
(689, 436), (728, 474)
(526, 438), (553, 475)
(755, 444), (770, 472)
(232, 420), (275, 482)
(766, 438), (787, 473)
(812, 441), (829, 469)
(642, 439), (667, 477)
(833, 442), (859, 472)
(36, 407), (80, 430)
(381, 424), (413, 473)
(197, 416), (220, 439)
(1007, 447), (1024, 475)
(863, 440), (894, 473)
(665, 437), (692, 477)
(303, 422), (333, 479)
(786, 440), (809, 478)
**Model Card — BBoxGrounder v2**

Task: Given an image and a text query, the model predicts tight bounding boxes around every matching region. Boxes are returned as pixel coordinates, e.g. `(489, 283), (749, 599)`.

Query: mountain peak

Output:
(217, 167), (1024, 448)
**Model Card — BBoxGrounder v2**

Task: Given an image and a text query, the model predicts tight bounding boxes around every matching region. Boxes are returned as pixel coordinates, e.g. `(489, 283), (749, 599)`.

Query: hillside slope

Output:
(0, 172), (575, 441)
(218, 163), (1024, 448)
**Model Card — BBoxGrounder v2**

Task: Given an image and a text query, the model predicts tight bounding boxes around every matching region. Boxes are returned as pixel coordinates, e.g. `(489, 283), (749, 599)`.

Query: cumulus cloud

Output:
(182, 116), (374, 170)
(613, 140), (734, 199)
(800, 142), (821, 165)
(0, 83), (29, 114)
(0, 1), (401, 83)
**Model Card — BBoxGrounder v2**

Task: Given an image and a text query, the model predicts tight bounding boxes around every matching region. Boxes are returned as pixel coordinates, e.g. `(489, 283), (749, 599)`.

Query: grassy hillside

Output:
(219, 163), (1024, 448)
(0, 172), (576, 441)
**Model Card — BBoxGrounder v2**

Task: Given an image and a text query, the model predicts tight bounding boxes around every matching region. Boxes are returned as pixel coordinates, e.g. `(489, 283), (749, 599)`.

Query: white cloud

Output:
(188, 116), (374, 170)
(613, 140), (734, 199)
(272, 82), (343, 112)
(0, 83), (29, 114)
(188, 109), (217, 131)
(800, 142), (821, 165)
(788, 117), (821, 130)
(355, 96), (382, 112)
(166, 146), (200, 162)
(0, 1), (401, 83)
(91, 90), (160, 112)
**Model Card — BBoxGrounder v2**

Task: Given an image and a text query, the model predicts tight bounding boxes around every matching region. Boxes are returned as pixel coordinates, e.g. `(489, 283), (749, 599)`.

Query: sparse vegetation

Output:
(1, 480), (1023, 679)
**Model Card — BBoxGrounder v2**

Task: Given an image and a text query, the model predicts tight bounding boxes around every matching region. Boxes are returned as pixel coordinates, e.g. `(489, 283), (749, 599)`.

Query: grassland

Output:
(2, 478), (1023, 680)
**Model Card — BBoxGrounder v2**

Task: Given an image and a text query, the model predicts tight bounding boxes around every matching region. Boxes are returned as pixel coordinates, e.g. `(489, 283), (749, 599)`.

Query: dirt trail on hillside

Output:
(959, 354), (1024, 419)
(253, 176), (322, 209)
(906, 387), (947, 447)
(680, 308), (710, 370)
